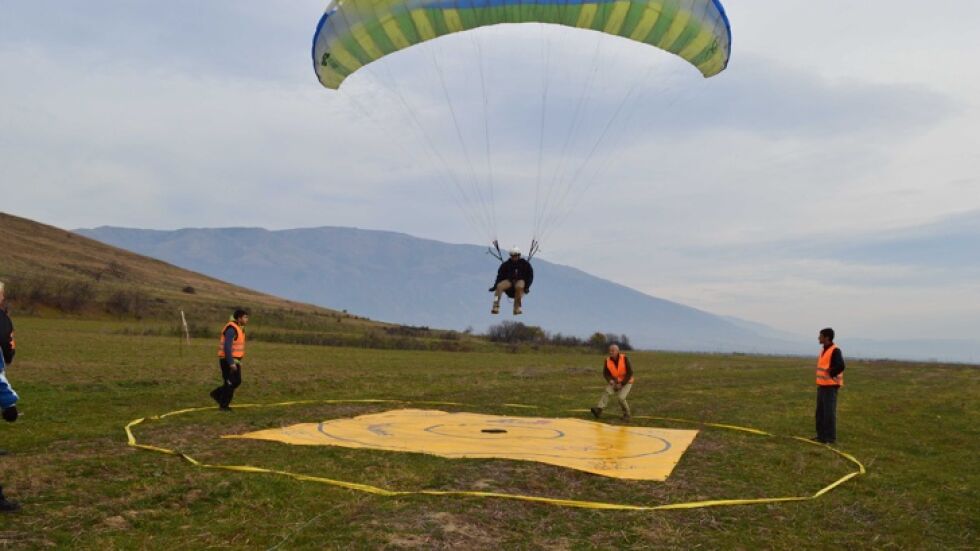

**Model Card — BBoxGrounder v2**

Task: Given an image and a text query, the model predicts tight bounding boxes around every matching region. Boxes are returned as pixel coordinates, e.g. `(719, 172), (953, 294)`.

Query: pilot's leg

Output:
(492, 281), (511, 314)
(513, 280), (525, 315)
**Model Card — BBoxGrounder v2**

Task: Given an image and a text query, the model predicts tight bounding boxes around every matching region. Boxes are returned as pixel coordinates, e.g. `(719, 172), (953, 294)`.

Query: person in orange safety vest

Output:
(209, 309), (249, 410)
(813, 327), (846, 444)
(590, 343), (634, 421)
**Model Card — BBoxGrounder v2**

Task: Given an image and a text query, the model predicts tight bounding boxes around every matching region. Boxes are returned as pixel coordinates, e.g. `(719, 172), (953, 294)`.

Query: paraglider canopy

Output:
(313, 0), (732, 89)
(310, 0), (732, 262)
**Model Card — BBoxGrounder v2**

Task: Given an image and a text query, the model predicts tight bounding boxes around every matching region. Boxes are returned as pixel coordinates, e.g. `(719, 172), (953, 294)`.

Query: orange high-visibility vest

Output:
(606, 354), (634, 384)
(217, 321), (246, 359)
(816, 344), (842, 387)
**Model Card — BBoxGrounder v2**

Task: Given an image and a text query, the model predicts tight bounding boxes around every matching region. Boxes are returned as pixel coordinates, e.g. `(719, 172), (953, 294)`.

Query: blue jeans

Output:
(0, 355), (18, 409)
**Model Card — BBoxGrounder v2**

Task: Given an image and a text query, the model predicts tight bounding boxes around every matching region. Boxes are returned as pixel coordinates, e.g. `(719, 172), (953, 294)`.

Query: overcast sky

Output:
(2, 1), (978, 342)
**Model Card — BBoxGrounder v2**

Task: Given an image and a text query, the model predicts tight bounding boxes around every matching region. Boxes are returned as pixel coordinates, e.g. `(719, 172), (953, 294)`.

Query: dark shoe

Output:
(809, 436), (827, 444)
(622, 413), (631, 422)
(0, 488), (19, 513)
(209, 389), (222, 407)
(219, 405), (232, 411)
(590, 407), (602, 419)
(491, 303), (500, 315)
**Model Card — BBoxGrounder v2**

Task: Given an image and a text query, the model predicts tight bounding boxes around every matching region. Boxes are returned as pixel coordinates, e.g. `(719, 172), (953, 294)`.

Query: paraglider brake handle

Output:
(487, 240), (503, 261)
(527, 239), (540, 261)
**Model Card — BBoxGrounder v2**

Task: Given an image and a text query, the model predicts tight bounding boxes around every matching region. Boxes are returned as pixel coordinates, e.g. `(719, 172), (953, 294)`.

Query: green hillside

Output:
(0, 211), (361, 320)
(0, 212), (477, 351)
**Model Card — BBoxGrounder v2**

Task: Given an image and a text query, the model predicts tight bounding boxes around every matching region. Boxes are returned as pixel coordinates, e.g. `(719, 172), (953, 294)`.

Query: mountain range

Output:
(76, 225), (980, 363)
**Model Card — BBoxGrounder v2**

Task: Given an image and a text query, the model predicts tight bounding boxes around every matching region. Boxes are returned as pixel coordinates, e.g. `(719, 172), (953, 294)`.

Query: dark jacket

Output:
(223, 326), (238, 365)
(603, 355), (633, 383)
(825, 345), (845, 380)
(0, 307), (14, 366)
(491, 258), (533, 297)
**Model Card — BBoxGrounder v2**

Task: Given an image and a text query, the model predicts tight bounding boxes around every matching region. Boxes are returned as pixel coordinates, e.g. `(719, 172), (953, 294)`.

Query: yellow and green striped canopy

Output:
(312, 0), (732, 89)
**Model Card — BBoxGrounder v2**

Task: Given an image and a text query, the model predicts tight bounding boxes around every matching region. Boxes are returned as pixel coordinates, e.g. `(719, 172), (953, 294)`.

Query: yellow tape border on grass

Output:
(125, 399), (866, 511)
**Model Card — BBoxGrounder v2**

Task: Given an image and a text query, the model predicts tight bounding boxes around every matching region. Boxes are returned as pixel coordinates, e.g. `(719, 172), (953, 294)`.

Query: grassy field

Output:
(0, 316), (977, 550)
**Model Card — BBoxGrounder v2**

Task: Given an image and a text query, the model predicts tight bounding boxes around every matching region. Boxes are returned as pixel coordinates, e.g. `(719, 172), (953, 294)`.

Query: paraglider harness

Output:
(487, 240), (537, 299)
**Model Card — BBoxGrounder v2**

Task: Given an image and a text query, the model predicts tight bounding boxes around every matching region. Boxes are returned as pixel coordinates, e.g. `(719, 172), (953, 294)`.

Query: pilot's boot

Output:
(491, 299), (500, 315)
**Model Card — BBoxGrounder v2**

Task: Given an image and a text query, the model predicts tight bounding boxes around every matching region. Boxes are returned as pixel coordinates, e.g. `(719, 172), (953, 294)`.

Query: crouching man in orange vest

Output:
(813, 327), (845, 444)
(210, 309), (249, 411)
(590, 344), (634, 421)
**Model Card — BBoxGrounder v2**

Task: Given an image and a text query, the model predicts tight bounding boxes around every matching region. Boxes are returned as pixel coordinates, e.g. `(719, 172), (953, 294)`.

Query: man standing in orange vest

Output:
(210, 309), (249, 411)
(813, 327), (845, 444)
(590, 344), (634, 421)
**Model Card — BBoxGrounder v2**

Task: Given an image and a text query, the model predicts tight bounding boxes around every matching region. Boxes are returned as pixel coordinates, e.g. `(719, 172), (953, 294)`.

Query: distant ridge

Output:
(75, 224), (786, 352)
(76, 224), (980, 363)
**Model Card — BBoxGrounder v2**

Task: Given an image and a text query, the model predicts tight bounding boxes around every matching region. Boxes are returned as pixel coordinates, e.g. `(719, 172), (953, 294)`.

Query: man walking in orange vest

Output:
(210, 309), (249, 410)
(590, 344), (634, 421)
(813, 327), (845, 444)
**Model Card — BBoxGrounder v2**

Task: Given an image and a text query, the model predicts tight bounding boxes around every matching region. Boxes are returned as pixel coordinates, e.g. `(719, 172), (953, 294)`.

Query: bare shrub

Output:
(487, 321), (546, 344)
(104, 289), (151, 318)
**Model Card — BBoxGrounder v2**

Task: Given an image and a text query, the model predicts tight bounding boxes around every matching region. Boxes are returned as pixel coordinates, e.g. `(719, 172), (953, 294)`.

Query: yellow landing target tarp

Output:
(228, 409), (699, 481)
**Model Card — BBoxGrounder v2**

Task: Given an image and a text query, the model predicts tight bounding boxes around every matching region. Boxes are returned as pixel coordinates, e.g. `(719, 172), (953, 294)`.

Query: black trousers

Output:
(212, 360), (242, 408)
(815, 386), (839, 443)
